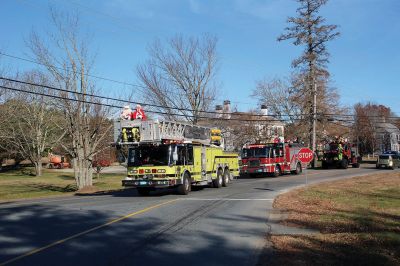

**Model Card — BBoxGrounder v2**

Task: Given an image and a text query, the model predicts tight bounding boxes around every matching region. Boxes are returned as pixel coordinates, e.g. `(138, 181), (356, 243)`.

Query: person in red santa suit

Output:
(130, 104), (147, 120)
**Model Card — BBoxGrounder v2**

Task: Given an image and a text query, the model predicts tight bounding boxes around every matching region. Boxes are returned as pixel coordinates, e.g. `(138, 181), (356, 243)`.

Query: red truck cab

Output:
(240, 143), (305, 177)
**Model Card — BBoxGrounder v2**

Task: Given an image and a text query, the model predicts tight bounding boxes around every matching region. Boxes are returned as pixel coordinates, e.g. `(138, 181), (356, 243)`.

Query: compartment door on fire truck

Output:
(193, 146), (202, 176)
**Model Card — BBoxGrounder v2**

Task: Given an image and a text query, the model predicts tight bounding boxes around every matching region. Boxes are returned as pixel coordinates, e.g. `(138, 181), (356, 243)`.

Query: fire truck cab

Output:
(240, 142), (305, 177)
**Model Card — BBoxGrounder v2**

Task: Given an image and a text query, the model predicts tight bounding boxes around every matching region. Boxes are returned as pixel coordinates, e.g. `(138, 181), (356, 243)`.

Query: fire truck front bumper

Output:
(122, 177), (179, 188)
(240, 167), (271, 174)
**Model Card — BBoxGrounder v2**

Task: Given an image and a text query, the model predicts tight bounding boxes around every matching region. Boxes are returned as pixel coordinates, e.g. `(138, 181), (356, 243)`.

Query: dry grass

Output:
(266, 172), (400, 266)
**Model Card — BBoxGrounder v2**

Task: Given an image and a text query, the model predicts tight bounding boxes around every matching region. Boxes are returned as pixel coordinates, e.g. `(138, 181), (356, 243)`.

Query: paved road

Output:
(0, 165), (386, 266)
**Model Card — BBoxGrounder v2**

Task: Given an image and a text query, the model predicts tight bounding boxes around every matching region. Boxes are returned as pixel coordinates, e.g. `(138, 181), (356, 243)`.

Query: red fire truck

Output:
(240, 142), (306, 177)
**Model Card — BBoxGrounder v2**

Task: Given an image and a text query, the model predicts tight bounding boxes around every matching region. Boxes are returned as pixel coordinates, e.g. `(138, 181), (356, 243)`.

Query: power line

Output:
(1, 83), (397, 132)
(0, 84), (300, 123)
(3, 75), (399, 124)
(3, 75), (400, 126)
(317, 115), (399, 131)
(0, 76), (303, 120)
(321, 112), (400, 119)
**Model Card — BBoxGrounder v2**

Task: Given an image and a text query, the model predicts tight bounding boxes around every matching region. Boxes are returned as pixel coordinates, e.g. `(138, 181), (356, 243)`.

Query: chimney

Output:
(261, 104), (268, 116)
(223, 100), (231, 119)
(215, 105), (223, 118)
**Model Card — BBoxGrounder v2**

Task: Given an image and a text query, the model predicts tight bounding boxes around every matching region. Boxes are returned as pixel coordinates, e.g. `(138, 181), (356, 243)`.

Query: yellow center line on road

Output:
(0, 199), (179, 266)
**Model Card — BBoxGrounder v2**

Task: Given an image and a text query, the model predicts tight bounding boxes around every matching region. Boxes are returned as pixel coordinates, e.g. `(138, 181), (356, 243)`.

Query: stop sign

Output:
(297, 148), (314, 163)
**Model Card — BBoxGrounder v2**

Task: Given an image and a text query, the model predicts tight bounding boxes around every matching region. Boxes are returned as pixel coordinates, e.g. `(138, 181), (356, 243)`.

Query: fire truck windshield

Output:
(242, 147), (271, 158)
(128, 145), (170, 167)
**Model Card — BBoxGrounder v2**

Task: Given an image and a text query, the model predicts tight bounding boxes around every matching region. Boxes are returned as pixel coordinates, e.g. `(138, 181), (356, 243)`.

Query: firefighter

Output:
(131, 104), (147, 120)
(122, 128), (128, 142)
(120, 105), (132, 120)
(132, 127), (140, 142)
(338, 142), (343, 160)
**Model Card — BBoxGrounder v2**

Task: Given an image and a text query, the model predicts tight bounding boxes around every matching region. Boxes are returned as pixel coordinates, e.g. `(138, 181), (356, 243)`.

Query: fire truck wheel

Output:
(137, 188), (151, 196)
(293, 163), (302, 175)
(273, 165), (281, 177)
(222, 169), (230, 187)
(213, 169), (223, 188)
(340, 159), (348, 169)
(177, 173), (191, 195)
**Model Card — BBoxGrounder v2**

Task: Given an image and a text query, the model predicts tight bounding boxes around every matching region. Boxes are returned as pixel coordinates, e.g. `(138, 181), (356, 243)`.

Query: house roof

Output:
(375, 123), (400, 134)
(229, 112), (285, 126)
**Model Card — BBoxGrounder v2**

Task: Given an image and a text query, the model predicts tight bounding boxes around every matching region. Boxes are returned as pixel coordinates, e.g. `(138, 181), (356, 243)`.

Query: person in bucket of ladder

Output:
(131, 104), (147, 120)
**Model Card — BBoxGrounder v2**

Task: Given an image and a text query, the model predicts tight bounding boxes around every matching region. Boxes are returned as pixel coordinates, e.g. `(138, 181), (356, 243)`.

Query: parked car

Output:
(376, 153), (400, 169)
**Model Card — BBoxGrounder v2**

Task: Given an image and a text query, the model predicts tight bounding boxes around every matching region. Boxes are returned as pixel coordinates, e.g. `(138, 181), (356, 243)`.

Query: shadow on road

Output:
(0, 199), (269, 266)
(75, 185), (210, 198)
(75, 187), (174, 198)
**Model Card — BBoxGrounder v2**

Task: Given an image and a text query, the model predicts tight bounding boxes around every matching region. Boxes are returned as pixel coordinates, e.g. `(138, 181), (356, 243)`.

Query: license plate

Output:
(139, 181), (147, 185)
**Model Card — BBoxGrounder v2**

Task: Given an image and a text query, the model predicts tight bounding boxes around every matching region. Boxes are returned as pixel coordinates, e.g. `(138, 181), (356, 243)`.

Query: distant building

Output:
(214, 100), (285, 151)
(375, 122), (400, 152)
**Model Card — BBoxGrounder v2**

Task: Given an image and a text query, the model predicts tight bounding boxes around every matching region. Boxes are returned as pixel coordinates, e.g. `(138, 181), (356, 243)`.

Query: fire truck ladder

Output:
(159, 121), (186, 140)
(113, 120), (211, 145)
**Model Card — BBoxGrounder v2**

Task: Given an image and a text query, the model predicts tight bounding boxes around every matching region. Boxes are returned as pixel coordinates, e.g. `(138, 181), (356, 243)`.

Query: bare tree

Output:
(252, 74), (341, 143)
(28, 10), (112, 189)
(0, 71), (64, 176)
(137, 35), (218, 124)
(252, 77), (301, 124)
(278, 0), (340, 147)
(353, 103), (396, 155)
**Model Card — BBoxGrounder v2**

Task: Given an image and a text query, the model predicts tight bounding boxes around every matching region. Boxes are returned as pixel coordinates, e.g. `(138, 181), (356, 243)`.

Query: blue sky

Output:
(1, 0), (399, 114)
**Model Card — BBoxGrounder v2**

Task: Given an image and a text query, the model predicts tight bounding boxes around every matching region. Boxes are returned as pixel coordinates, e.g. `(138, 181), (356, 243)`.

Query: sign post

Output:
(297, 148), (314, 186)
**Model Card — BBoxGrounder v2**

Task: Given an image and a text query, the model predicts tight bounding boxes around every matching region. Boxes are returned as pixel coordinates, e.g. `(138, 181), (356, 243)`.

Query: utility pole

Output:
(312, 78), (317, 153)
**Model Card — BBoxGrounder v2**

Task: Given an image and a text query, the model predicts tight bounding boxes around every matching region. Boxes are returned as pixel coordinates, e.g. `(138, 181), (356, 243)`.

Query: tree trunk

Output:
(34, 161), (42, 176)
(74, 157), (93, 190)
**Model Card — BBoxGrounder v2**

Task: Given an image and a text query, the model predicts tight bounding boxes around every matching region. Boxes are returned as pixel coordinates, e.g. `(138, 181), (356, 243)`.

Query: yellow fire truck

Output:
(114, 120), (239, 196)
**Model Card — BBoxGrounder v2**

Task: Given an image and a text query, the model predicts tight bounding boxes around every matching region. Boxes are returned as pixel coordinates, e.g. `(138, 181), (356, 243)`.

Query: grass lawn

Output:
(267, 172), (400, 266)
(0, 168), (126, 202)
